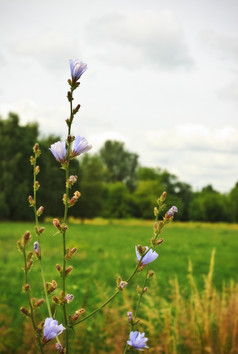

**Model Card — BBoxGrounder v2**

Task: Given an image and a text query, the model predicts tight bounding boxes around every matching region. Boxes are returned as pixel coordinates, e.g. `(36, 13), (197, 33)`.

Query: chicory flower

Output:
(135, 246), (158, 266)
(127, 331), (149, 351)
(167, 205), (178, 216)
(49, 141), (67, 163)
(43, 317), (65, 342)
(71, 136), (92, 157)
(70, 59), (87, 82)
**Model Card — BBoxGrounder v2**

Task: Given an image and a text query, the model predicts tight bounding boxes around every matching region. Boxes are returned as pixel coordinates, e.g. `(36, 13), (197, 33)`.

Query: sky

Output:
(0, 0), (238, 192)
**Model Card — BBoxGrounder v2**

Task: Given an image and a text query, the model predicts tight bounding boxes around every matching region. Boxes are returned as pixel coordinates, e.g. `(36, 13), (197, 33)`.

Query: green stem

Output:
(62, 87), (73, 353)
(70, 250), (151, 328)
(123, 269), (149, 354)
(32, 157), (52, 319)
(71, 290), (120, 327)
(133, 268), (149, 325)
(23, 248), (44, 354)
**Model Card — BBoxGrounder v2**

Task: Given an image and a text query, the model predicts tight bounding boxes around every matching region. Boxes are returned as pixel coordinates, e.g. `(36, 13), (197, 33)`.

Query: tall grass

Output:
(2, 250), (237, 353)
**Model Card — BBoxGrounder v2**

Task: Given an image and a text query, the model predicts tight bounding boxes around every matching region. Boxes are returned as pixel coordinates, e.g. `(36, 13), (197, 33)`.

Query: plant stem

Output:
(23, 248), (44, 354)
(133, 268), (149, 326)
(62, 86), (74, 353)
(70, 250), (151, 328)
(32, 156), (52, 319)
(123, 269), (149, 354)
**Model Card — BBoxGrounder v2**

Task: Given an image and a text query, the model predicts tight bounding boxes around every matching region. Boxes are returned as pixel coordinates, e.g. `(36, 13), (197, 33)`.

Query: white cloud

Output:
(201, 30), (238, 63)
(217, 78), (238, 104)
(7, 30), (81, 70)
(85, 11), (194, 70)
(135, 124), (238, 192)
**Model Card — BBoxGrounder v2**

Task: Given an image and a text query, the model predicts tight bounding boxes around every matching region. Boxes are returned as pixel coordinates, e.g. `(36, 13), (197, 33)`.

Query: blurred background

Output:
(1, 2), (238, 352)
(0, 0), (238, 221)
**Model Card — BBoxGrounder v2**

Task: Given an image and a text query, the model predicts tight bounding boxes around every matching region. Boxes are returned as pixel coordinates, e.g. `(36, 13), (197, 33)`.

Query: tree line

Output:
(0, 113), (238, 222)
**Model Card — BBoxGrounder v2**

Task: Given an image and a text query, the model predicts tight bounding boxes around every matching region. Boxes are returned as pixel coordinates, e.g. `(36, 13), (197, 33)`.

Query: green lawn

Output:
(0, 220), (238, 351)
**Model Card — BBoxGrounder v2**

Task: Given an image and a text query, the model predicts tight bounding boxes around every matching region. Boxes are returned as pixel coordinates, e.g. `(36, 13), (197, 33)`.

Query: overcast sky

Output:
(1, 0), (238, 192)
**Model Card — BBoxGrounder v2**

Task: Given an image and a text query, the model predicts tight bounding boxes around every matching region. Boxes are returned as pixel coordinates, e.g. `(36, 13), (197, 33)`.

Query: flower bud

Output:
(20, 307), (29, 316)
(66, 175), (78, 188)
(34, 242), (40, 257)
(53, 218), (61, 230)
(23, 283), (30, 292)
(154, 207), (158, 216)
(28, 195), (35, 206)
(64, 294), (74, 304)
(53, 296), (59, 304)
(56, 264), (62, 272)
(62, 193), (67, 205)
(156, 238), (164, 245)
(34, 181), (40, 191)
(136, 286), (142, 294)
(143, 287), (148, 294)
(161, 191), (167, 201)
(33, 143), (39, 152)
(27, 259), (33, 270)
(36, 206), (44, 217)
(23, 231), (31, 245)
(147, 270), (155, 278)
(27, 251), (33, 260)
(165, 206), (178, 220)
(36, 299), (44, 307)
(73, 104), (81, 115)
(30, 156), (35, 165)
(33, 143), (41, 157)
(127, 311), (133, 323)
(118, 281), (128, 290)
(39, 227), (45, 234)
(46, 280), (57, 293)
(65, 266), (73, 276)
(61, 223), (68, 232)
(55, 343), (64, 353)
(70, 247), (77, 254)
(72, 308), (85, 321)
(35, 165), (40, 175)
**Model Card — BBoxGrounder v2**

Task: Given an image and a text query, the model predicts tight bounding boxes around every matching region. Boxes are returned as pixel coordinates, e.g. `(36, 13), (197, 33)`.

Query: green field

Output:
(1, 220), (238, 352)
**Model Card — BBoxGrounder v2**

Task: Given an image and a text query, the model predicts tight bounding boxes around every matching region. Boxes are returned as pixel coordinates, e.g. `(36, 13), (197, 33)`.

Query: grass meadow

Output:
(0, 220), (238, 353)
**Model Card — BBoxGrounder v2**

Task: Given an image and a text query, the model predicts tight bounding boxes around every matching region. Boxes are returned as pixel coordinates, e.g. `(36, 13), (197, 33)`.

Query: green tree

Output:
(229, 182), (238, 222)
(71, 154), (104, 220)
(99, 140), (138, 190)
(0, 113), (38, 219)
(189, 185), (230, 222)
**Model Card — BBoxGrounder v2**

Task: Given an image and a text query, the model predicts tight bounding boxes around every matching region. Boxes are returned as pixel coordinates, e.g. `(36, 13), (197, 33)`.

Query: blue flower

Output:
(43, 317), (65, 342)
(135, 246), (158, 266)
(34, 241), (39, 254)
(49, 141), (67, 163)
(127, 331), (149, 351)
(71, 136), (92, 157)
(167, 205), (178, 216)
(70, 59), (87, 82)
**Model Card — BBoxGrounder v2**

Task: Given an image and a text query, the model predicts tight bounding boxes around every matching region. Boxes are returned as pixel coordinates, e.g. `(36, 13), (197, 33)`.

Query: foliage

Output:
(0, 113), (237, 222)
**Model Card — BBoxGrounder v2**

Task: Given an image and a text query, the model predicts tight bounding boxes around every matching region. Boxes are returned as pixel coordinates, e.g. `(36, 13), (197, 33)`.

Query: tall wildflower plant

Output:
(17, 60), (178, 353)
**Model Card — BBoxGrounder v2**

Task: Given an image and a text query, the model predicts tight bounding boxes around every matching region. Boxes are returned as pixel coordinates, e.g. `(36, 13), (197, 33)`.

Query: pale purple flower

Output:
(70, 59), (87, 82)
(127, 311), (133, 323)
(167, 206), (178, 216)
(55, 343), (64, 353)
(65, 294), (74, 303)
(43, 317), (65, 342)
(34, 241), (39, 254)
(49, 141), (67, 163)
(135, 246), (158, 266)
(71, 136), (92, 157)
(127, 331), (149, 351)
